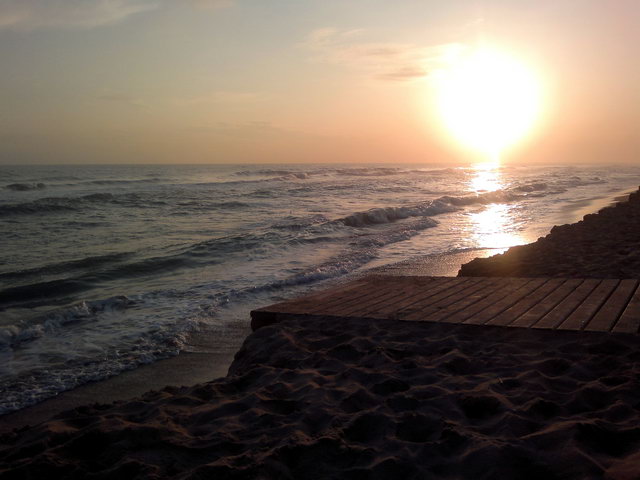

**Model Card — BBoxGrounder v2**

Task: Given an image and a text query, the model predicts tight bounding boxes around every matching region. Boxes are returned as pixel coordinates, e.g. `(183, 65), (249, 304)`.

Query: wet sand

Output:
(0, 325), (248, 434)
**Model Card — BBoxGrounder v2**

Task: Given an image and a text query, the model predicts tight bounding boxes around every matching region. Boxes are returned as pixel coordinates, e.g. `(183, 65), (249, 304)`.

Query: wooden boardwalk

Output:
(251, 276), (640, 334)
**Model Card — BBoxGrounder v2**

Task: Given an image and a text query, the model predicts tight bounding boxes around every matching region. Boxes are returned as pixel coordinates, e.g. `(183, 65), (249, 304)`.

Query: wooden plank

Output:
(585, 279), (639, 332)
(337, 281), (427, 317)
(342, 276), (463, 318)
(613, 283), (640, 333)
(441, 278), (533, 324)
(557, 279), (620, 330)
(306, 280), (402, 316)
(323, 275), (445, 314)
(514, 278), (584, 328)
(532, 279), (601, 329)
(365, 276), (464, 318)
(389, 277), (484, 320)
(462, 278), (547, 325)
(420, 277), (508, 323)
(489, 278), (567, 327)
(251, 278), (372, 314)
(250, 275), (415, 329)
(399, 277), (492, 321)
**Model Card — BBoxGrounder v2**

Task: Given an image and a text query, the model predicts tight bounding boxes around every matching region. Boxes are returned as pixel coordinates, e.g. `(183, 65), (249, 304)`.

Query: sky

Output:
(0, 0), (638, 165)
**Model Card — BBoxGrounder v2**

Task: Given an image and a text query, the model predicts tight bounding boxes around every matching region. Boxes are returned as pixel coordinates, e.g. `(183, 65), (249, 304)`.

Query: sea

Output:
(1, 163), (639, 414)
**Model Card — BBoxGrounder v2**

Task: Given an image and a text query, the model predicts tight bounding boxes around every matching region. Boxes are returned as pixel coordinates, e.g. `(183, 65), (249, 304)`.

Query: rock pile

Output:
(459, 188), (640, 278)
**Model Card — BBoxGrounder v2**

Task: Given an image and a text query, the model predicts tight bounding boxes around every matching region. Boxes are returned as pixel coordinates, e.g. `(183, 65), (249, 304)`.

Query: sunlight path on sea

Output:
(467, 163), (527, 252)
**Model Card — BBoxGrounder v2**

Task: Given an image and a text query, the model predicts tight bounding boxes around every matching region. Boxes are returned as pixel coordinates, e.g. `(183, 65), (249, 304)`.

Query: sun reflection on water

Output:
(470, 161), (502, 193)
(467, 163), (526, 252)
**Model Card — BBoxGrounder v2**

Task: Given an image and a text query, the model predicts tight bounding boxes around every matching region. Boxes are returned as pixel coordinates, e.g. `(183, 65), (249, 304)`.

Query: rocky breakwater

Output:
(459, 187), (640, 278)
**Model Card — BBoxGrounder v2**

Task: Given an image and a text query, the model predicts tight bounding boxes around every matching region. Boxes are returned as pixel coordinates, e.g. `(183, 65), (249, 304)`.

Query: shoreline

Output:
(2, 186), (640, 478)
(556, 186), (635, 225)
(1, 187), (634, 433)
(0, 249), (490, 434)
(0, 187), (635, 434)
(0, 325), (248, 434)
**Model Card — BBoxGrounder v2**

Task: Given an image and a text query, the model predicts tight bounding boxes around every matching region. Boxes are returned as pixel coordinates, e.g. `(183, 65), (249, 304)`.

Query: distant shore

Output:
(2, 187), (640, 479)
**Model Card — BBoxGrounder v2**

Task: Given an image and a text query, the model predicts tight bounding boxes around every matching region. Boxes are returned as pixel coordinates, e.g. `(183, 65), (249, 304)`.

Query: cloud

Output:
(176, 90), (264, 106)
(0, 0), (157, 30)
(185, 121), (280, 140)
(185, 0), (233, 10)
(303, 28), (459, 82)
(0, 0), (235, 30)
(375, 66), (429, 82)
(97, 92), (146, 108)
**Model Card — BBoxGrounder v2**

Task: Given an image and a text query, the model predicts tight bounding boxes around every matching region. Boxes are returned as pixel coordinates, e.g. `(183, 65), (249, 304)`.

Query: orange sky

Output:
(0, 0), (638, 165)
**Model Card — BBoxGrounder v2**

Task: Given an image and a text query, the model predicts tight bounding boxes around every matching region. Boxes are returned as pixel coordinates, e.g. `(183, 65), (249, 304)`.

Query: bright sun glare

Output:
(436, 47), (543, 160)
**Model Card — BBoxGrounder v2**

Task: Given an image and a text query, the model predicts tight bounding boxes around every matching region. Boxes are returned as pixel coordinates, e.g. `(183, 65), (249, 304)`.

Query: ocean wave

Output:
(557, 176), (606, 188)
(440, 190), (523, 206)
(4, 183), (46, 191)
(206, 217), (439, 308)
(0, 202), (77, 217)
(215, 201), (250, 208)
(329, 166), (461, 178)
(0, 253), (193, 310)
(184, 232), (282, 258)
(85, 177), (165, 185)
(230, 166), (462, 180)
(342, 202), (458, 227)
(169, 200), (251, 216)
(233, 166), (460, 180)
(174, 200), (250, 210)
(0, 278), (91, 309)
(0, 192), (167, 217)
(334, 167), (402, 177)
(80, 192), (167, 207)
(99, 254), (197, 280)
(193, 173), (309, 187)
(0, 252), (132, 283)
(279, 172), (309, 180)
(286, 235), (341, 245)
(338, 186), (559, 228)
(407, 167), (465, 176)
(233, 169), (299, 176)
(0, 297), (201, 415)
(514, 182), (548, 192)
(0, 295), (136, 351)
(272, 214), (329, 231)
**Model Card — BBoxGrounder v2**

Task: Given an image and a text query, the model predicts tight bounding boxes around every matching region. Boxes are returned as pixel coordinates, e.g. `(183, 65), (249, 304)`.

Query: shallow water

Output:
(1, 162), (638, 413)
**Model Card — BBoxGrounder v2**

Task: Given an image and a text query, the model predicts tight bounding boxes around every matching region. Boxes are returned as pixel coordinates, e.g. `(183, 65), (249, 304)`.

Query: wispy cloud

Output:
(185, 121), (280, 139)
(97, 92), (146, 108)
(0, 0), (234, 31)
(303, 27), (460, 82)
(176, 90), (265, 106)
(0, 0), (157, 30)
(185, 0), (233, 10)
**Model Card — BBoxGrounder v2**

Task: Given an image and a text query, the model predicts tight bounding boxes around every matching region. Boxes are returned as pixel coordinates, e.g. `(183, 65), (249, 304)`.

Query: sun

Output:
(435, 46), (543, 161)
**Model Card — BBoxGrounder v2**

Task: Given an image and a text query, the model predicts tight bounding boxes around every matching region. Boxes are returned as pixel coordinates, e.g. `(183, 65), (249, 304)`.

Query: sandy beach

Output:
(2, 318), (640, 479)
(2, 189), (640, 479)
